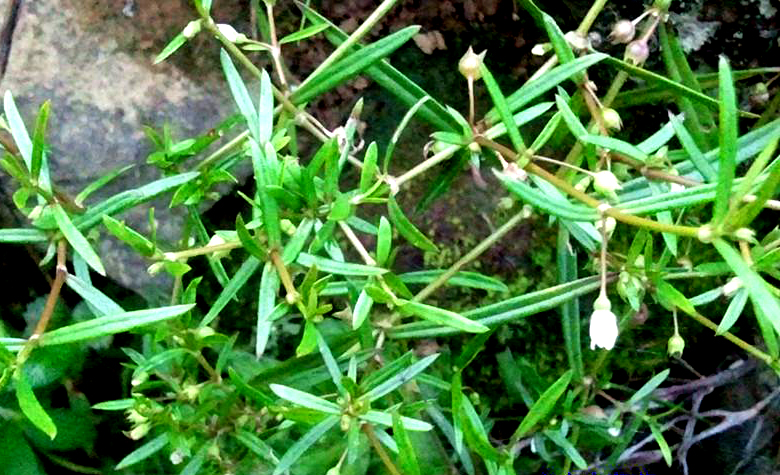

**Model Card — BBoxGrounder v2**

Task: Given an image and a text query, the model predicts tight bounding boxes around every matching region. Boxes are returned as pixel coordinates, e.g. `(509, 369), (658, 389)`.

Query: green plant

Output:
(1, 0), (780, 474)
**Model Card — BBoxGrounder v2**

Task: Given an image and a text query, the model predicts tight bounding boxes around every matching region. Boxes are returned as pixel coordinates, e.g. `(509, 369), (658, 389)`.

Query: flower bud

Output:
(126, 409), (147, 425)
(531, 43), (552, 56)
(625, 40), (649, 65)
(588, 31), (603, 49)
(217, 24), (248, 43)
(596, 216), (617, 238)
(722, 276), (743, 297)
(564, 31), (589, 51)
(182, 19), (202, 39)
(601, 108), (622, 131)
(609, 20), (636, 44)
(208, 234), (231, 259)
(127, 422), (150, 440)
(458, 46), (486, 81)
(593, 170), (623, 201)
(667, 333), (685, 357)
(733, 227), (756, 243)
(574, 175), (592, 192)
(280, 219), (297, 236)
(697, 224), (715, 243)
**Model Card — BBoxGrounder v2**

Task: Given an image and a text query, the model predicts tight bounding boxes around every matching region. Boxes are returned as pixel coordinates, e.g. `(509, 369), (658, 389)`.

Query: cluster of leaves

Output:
(1, 0), (780, 474)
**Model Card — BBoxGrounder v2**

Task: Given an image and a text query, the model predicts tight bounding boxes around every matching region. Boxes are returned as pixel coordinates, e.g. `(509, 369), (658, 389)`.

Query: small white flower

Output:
(590, 294), (619, 350)
(182, 19), (202, 39)
(593, 170), (622, 201)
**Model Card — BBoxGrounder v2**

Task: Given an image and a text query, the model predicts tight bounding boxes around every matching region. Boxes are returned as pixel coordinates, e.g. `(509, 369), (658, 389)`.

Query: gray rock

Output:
(0, 0), (245, 297)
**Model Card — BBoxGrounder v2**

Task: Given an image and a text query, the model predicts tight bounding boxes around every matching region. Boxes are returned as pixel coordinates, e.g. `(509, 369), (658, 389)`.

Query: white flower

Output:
(590, 294), (619, 350)
(593, 170), (622, 201)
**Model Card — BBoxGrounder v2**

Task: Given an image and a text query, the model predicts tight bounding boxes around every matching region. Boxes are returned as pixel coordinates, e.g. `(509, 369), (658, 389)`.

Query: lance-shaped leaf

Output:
(399, 301), (488, 334)
(115, 434), (169, 470)
(270, 384), (341, 414)
(510, 370), (572, 443)
(52, 203), (105, 276)
(15, 370), (57, 439)
(272, 416), (339, 475)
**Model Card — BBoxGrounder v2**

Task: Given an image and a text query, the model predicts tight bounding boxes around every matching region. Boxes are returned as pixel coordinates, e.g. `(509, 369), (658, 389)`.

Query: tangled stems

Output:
(475, 137), (701, 238)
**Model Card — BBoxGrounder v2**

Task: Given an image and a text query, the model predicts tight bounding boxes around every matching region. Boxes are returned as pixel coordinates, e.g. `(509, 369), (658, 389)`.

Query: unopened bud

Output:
(458, 46), (486, 81)
(217, 24), (248, 43)
(564, 31), (589, 51)
(697, 224), (715, 243)
(625, 40), (649, 65)
(601, 108), (622, 131)
(280, 219), (297, 236)
(722, 276), (743, 297)
(609, 20), (636, 44)
(208, 234), (231, 259)
(182, 19), (202, 39)
(531, 43), (552, 56)
(593, 170), (623, 200)
(667, 333), (685, 357)
(127, 422), (150, 440)
(733, 227), (756, 243)
(596, 216), (617, 238)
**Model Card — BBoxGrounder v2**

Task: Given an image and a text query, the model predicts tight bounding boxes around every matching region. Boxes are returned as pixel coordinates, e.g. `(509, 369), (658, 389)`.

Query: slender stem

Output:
(164, 240), (243, 260)
(476, 137), (701, 237)
(576, 0), (609, 35)
(468, 77), (475, 126)
(362, 423), (403, 475)
(296, 0), (401, 93)
(265, 2), (289, 90)
(682, 310), (774, 367)
(197, 131), (249, 170)
(338, 221), (376, 266)
(17, 240), (67, 364)
(414, 209), (528, 302)
(194, 351), (221, 383)
(270, 249), (299, 303)
(394, 144), (459, 188)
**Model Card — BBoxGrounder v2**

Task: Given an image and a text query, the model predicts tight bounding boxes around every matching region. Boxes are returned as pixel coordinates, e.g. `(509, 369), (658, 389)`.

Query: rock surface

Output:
(0, 0), (244, 296)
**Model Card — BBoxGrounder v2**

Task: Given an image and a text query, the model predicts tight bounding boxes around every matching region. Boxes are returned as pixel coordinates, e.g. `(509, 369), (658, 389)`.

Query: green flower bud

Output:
(667, 333), (685, 357)
(458, 46), (486, 81)
(601, 108), (622, 131)
(593, 170), (623, 201)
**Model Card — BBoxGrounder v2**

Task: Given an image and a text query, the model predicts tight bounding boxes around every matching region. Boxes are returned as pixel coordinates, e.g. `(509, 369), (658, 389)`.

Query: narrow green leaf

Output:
(270, 384), (340, 414)
(555, 92), (588, 138)
(668, 112), (717, 182)
(376, 216), (392, 266)
(65, 273), (125, 316)
(352, 289), (374, 330)
(557, 227), (582, 381)
(115, 434), (169, 469)
(480, 64), (525, 152)
(360, 410), (432, 431)
(236, 214), (266, 261)
(510, 370), (572, 442)
(384, 96), (431, 173)
(220, 49), (260, 141)
(653, 279), (697, 316)
(713, 56), (738, 225)
(717, 287), (748, 335)
(728, 145), (780, 230)
(399, 270), (508, 292)
(0, 228), (48, 243)
(279, 22), (330, 44)
(648, 420), (673, 466)
(400, 300), (488, 334)
(292, 26), (421, 104)
(491, 53), (606, 123)
(256, 261), (280, 359)
(102, 215), (156, 257)
(92, 399), (134, 411)
(30, 101), (50, 185)
(272, 416), (339, 475)
(235, 430), (279, 464)
(52, 203), (105, 276)
(4, 91), (32, 167)
(41, 305), (193, 346)
(315, 330), (345, 394)
(359, 142), (378, 193)
(258, 69), (273, 144)
(387, 197), (437, 252)
(712, 238), (780, 355)
(15, 370), (57, 439)
(154, 33), (187, 64)
(179, 445), (207, 475)
(393, 412), (421, 475)
(628, 369), (670, 406)
(543, 430), (587, 469)
(297, 252), (386, 276)
(578, 134), (649, 162)
(364, 353), (439, 401)
(496, 171), (598, 222)
(200, 257), (261, 326)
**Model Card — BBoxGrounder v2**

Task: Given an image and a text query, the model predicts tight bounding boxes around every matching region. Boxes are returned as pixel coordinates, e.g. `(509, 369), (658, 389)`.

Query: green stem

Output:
(476, 137), (701, 237)
(576, 0), (609, 35)
(196, 130), (249, 170)
(414, 209), (528, 302)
